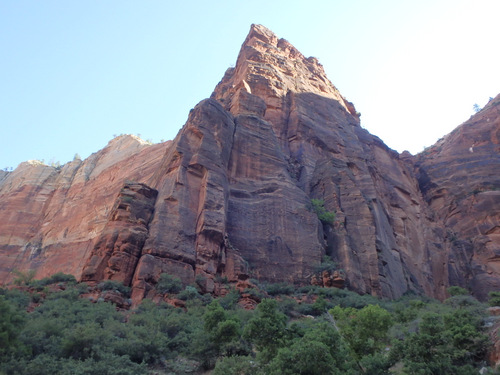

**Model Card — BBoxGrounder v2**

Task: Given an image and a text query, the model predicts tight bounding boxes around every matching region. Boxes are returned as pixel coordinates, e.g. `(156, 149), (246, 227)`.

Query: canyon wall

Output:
(0, 24), (498, 301)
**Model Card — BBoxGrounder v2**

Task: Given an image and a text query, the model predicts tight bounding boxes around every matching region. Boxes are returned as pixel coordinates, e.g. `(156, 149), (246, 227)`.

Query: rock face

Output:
(81, 181), (158, 286)
(0, 24), (498, 301)
(0, 136), (166, 284)
(415, 95), (500, 300)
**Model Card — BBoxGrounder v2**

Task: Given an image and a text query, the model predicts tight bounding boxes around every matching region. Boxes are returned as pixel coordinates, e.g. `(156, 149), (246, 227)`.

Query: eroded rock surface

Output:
(0, 136), (166, 283)
(0, 24), (498, 301)
(415, 95), (500, 300)
(81, 181), (158, 286)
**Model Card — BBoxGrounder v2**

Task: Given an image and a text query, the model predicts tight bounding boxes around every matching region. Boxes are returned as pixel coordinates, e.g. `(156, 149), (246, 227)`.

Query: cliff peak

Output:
(212, 24), (358, 120)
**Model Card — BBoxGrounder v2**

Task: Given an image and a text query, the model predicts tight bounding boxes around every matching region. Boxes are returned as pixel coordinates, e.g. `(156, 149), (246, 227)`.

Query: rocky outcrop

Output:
(0, 24), (498, 301)
(81, 181), (158, 286)
(0, 136), (166, 284)
(210, 24), (448, 299)
(415, 95), (500, 300)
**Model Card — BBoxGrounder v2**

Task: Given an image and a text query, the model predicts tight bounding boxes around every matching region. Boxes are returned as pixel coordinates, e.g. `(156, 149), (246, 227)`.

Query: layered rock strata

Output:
(415, 95), (500, 300)
(0, 24), (498, 301)
(0, 136), (166, 283)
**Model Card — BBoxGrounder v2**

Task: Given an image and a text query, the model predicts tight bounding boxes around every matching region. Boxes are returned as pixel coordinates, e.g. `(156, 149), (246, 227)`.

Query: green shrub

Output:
(310, 199), (336, 225)
(155, 273), (182, 294)
(330, 304), (392, 359)
(447, 286), (469, 296)
(313, 255), (338, 274)
(243, 299), (287, 362)
(97, 280), (131, 297)
(489, 291), (500, 307)
(0, 295), (26, 356)
(32, 272), (77, 289)
(214, 275), (229, 284)
(178, 286), (199, 301)
(12, 269), (36, 286)
(242, 288), (264, 300)
(218, 288), (240, 310)
(263, 282), (295, 296)
(213, 355), (256, 375)
(0, 288), (31, 309)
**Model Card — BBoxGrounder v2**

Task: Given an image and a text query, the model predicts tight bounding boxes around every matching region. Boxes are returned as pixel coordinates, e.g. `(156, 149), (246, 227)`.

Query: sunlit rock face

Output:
(0, 136), (166, 284)
(0, 24), (498, 301)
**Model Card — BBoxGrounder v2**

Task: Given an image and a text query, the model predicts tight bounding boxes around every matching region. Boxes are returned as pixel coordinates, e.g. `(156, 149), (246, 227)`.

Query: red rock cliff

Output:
(0, 24), (498, 301)
(415, 94), (500, 300)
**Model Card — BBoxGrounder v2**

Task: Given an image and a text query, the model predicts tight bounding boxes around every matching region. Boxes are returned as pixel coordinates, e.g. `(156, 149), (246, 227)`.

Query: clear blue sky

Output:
(1, 0), (499, 169)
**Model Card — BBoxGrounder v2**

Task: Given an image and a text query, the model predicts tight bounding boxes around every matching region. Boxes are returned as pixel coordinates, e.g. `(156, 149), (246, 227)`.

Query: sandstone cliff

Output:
(0, 24), (498, 301)
(0, 136), (166, 284)
(415, 94), (500, 300)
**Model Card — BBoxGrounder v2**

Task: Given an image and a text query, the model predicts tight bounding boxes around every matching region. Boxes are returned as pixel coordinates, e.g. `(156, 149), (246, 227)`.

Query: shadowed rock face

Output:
(0, 24), (498, 301)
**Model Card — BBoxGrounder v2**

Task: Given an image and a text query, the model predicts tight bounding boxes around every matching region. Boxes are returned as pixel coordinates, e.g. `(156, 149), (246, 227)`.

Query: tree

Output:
(268, 339), (337, 375)
(203, 300), (239, 344)
(243, 299), (287, 362)
(330, 304), (392, 359)
(213, 355), (256, 375)
(0, 296), (25, 357)
(12, 269), (36, 286)
(267, 323), (355, 375)
(397, 310), (487, 374)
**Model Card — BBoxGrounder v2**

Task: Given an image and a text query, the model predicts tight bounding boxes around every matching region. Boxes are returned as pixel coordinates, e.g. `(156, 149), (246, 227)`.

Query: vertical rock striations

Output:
(209, 24), (447, 299)
(0, 24), (498, 301)
(415, 94), (500, 299)
(81, 181), (158, 286)
(0, 136), (166, 283)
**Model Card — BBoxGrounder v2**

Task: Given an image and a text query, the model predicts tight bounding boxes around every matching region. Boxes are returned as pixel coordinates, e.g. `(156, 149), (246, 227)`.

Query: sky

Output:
(1, 0), (499, 170)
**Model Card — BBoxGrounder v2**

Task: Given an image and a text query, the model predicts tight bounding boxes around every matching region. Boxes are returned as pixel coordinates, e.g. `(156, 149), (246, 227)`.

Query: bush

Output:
(12, 269), (36, 286)
(213, 355), (256, 375)
(178, 286), (199, 301)
(0, 295), (26, 356)
(268, 339), (337, 375)
(489, 291), (500, 307)
(0, 288), (31, 309)
(310, 199), (336, 225)
(97, 280), (131, 297)
(155, 273), (182, 294)
(242, 288), (265, 301)
(263, 282), (295, 296)
(218, 288), (240, 310)
(330, 304), (392, 359)
(313, 255), (338, 274)
(31, 273), (77, 289)
(447, 286), (469, 296)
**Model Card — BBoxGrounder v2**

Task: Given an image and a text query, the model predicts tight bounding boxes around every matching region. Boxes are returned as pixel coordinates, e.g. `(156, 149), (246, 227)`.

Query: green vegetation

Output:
(97, 279), (131, 297)
(310, 198), (336, 224)
(12, 269), (37, 286)
(489, 291), (500, 307)
(0, 273), (496, 374)
(314, 255), (341, 274)
(156, 273), (183, 294)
